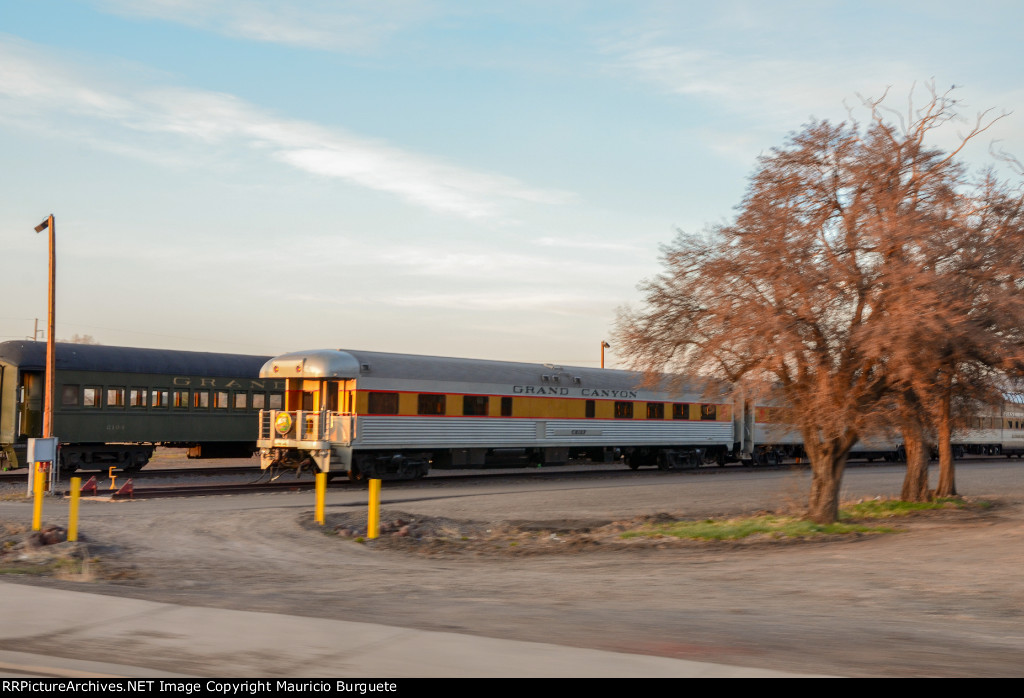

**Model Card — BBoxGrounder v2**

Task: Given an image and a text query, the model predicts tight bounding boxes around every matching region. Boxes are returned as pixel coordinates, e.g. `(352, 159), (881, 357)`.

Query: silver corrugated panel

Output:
(753, 423), (801, 445)
(548, 421), (732, 443)
(355, 417), (733, 448)
(357, 418), (536, 446)
(956, 429), (1001, 445)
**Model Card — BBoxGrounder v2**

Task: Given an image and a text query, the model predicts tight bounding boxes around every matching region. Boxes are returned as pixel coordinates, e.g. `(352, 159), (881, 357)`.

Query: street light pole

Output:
(601, 341), (610, 369)
(34, 215), (55, 438)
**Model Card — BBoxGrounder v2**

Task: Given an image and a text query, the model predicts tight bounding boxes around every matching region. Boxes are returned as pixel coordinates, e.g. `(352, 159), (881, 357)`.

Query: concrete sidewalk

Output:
(0, 582), (826, 678)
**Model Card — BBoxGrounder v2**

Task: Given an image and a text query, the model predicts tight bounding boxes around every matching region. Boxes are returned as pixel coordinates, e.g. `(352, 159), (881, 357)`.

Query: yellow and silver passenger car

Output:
(256, 349), (737, 479)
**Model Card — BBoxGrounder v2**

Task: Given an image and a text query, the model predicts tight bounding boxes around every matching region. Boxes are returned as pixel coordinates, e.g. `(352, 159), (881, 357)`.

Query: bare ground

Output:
(1, 477), (1022, 677)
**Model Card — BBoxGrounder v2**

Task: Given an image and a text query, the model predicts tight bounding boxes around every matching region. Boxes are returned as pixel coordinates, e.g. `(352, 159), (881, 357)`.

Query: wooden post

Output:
(34, 215), (56, 439)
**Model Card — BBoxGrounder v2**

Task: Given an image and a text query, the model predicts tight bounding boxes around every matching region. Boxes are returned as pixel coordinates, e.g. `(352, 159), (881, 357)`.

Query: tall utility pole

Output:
(601, 341), (610, 369)
(34, 215), (55, 438)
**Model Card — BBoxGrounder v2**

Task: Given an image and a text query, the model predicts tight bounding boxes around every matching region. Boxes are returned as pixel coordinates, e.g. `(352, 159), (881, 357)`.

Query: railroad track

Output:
(4, 456), (1011, 494)
(0, 465), (260, 483)
(38, 479), (323, 499)
(113, 480), (320, 498)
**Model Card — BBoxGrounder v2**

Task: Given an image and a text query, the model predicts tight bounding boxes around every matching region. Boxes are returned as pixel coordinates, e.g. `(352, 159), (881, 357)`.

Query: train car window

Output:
(61, 385), (79, 407)
(193, 390), (210, 409)
(585, 400), (595, 419)
(130, 388), (147, 407)
(269, 393), (283, 410)
(173, 390), (189, 408)
(106, 387), (125, 408)
(700, 404), (717, 420)
(213, 391), (229, 409)
(368, 392), (399, 415)
(614, 401), (634, 419)
(252, 393), (265, 410)
(463, 395), (488, 416)
(151, 390), (169, 408)
(501, 397), (513, 417)
(83, 387), (101, 408)
(417, 394), (446, 416)
(647, 403), (664, 419)
(672, 403), (687, 420)
(234, 393), (248, 409)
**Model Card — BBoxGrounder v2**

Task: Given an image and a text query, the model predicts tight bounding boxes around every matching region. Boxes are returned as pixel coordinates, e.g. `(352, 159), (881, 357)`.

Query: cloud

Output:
(599, 27), (936, 135)
(276, 286), (615, 314)
(290, 236), (649, 280)
(372, 288), (623, 316)
(92, 0), (427, 52)
(0, 37), (572, 220)
(600, 30), (1024, 169)
(535, 236), (646, 253)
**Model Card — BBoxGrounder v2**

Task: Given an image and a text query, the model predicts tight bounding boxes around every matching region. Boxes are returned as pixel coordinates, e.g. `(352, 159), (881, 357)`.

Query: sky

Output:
(2, 1), (1023, 368)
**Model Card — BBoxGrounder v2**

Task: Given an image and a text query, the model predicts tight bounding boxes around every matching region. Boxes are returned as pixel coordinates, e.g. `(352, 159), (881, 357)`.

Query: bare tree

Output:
(617, 86), (1022, 521)
(618, 119), (888, 523)
(861, 151), (1024, 500)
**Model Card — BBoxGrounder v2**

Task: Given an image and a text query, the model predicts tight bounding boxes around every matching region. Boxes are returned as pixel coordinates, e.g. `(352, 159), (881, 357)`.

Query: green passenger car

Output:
(0, 341), (281, 472)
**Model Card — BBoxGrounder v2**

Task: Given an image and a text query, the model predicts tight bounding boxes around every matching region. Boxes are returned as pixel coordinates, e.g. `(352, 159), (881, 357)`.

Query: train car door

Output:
(324, 380), (339, 412)
(342, 380), (355, 414)
(18, 370), (43, 439)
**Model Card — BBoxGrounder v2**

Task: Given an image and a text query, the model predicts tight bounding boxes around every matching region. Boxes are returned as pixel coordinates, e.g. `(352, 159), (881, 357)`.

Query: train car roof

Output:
(261, 348), (723, 395)
(0, 341), (269, 377)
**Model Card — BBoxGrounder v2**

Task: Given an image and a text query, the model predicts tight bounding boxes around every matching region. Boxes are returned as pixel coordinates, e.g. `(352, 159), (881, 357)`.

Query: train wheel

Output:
(348, 465), (365, 482)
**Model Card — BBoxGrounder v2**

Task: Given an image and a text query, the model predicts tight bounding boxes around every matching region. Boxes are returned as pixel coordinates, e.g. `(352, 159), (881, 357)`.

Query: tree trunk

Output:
(901, 421), (932, 502)
(935, 388), (957, 497)
(804, 434), (853, 523)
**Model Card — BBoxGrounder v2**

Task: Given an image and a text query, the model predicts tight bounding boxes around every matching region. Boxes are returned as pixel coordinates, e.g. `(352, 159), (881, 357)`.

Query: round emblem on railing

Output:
(274, 412), (293, 435)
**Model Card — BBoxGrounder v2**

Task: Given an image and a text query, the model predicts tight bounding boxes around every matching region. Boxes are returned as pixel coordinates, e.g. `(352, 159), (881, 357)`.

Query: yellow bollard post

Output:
(368, 478), (381, 539)
(68, 476), (81, 542)
(32, 464), (45, 531)
(314, 472), (326, 525)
